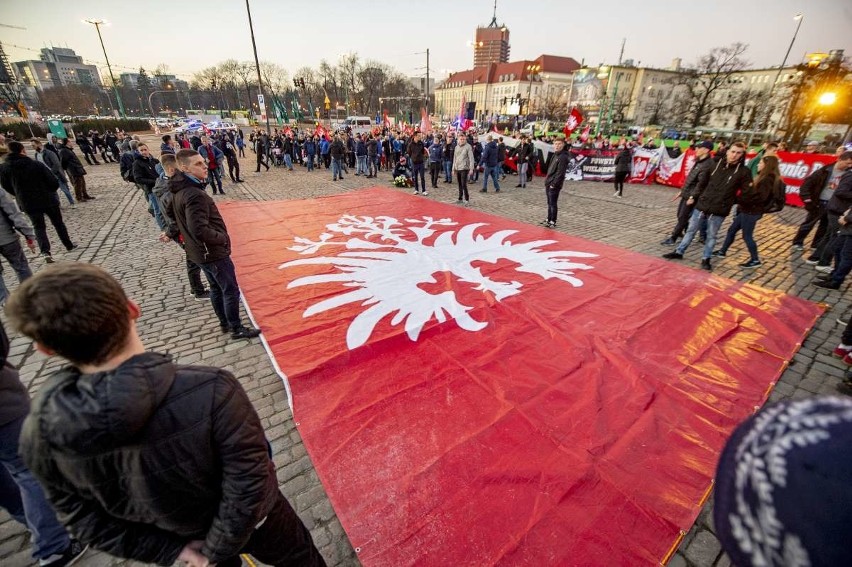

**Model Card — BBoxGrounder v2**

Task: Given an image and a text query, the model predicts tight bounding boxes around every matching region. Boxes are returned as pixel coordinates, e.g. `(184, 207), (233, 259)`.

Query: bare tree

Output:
(234, 62), (256, 109)
(676, 42), (750, 127)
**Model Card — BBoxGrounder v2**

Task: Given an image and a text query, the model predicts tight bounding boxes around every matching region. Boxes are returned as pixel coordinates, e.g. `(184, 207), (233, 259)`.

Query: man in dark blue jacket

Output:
(479, 135), (500, 193)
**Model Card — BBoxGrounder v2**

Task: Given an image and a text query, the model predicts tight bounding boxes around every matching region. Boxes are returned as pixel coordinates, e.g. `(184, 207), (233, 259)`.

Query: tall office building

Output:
(13, 47), (101, 90)
(474, 2), (510, 67)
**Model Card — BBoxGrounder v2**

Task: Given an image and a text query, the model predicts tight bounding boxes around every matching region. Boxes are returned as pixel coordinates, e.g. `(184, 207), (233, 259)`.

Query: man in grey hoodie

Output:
(0, 184), (36, 305)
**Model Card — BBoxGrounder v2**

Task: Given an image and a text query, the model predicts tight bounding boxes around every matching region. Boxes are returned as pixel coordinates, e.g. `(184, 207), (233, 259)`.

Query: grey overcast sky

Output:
(3, 0), (851, 81)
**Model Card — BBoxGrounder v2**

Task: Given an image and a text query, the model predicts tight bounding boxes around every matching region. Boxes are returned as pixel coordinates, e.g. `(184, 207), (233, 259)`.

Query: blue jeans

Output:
(518, 162), (529, 186)
(411, 162), (426, 192)
(148, 191), (166, 231)
(676, 210), (725, 260)
(331, 157), (343, 179)
(0, 415), (70, 560)
(356, 155), (367, 174)
(720, 211), (762, 261)
(199, 256), (243, 331)
(57, 179), (74, 205)
(207, 168), (223, 193)
(482, 166), (500, 191)
(443, 159), (452, 182)
(283, 153), (293, 170)
(829, 234), (852, 285)
(306, 155), (314, 171)
(0, 240), (33, 305)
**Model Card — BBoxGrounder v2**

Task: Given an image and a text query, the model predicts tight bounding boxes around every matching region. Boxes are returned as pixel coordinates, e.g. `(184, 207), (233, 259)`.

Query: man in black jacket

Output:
(796, 148), (851, 253)
(664, 142), (753, 271)
(8, 263), (324, 567)
(661, 141), (715, 245)
(0, 142), (77, 263)
(810, 151), (852, 270)
(407, 132), (428, 195)
(541, 138), (570, 228)
(164, 149), (260, 340)
(58, 139), (93, 202)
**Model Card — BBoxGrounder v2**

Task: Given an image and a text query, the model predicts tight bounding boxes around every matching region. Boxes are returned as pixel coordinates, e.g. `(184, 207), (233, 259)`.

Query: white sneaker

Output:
(815, 265), (833, 273)
(421, 190), (429, 196)
(413, 189), (419, 195)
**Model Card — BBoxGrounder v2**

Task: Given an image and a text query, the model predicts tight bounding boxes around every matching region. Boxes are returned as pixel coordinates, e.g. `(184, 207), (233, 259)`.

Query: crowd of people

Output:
(1, 117), (851, 567)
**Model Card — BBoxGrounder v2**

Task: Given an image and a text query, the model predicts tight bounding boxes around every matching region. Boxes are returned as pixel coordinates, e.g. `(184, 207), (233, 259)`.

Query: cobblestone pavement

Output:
(0, 136), (847, 567)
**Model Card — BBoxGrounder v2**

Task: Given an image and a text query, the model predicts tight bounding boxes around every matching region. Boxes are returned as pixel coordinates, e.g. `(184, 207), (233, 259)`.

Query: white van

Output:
(342, 116), (373, 135)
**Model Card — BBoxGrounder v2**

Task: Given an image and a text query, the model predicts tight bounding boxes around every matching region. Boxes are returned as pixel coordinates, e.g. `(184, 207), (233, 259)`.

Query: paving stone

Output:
(684, 529), (723, 566)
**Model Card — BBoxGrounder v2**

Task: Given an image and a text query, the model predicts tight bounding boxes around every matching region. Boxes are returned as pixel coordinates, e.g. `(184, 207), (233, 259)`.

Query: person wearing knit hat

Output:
(714, 397), (852, 566)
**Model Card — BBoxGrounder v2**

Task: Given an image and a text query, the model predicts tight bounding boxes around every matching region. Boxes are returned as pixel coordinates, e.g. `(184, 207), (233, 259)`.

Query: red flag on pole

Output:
(579, 125), (591, 143)
(420, 108), (432, 135)
(563, 107), (584, 137)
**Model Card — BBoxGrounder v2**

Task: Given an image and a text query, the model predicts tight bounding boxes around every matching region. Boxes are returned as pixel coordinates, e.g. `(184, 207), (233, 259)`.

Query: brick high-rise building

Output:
(473, 2), (510, 67)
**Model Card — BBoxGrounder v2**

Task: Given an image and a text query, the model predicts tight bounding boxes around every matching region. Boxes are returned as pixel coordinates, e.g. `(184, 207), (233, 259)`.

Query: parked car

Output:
(206, 121), (237, 132)
(175, 120), (203, 134)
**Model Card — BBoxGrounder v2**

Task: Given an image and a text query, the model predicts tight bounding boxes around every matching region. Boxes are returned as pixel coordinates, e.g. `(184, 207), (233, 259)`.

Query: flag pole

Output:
(245, 0), (271, 135)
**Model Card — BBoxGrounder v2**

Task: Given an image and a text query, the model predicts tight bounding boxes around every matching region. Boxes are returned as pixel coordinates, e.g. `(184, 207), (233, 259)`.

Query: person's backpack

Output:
(764, 177), (787, 213)
(120, 153), (135, 183)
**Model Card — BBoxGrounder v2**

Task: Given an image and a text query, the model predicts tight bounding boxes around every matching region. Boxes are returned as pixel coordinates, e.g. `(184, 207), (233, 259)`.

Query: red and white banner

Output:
(563, 107), (583, 137)
(656, 148), (694, 188)
(220, 189), (822, 566)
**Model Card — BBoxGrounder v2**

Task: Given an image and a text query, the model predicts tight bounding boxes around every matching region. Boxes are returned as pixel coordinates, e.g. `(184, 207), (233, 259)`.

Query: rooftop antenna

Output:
(488, 0), (499, 27)
(618, 38), (626, 65)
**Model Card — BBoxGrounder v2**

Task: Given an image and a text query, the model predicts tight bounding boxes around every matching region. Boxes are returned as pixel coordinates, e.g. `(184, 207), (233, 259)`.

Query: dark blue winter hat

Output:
(714, 397), (852, 567)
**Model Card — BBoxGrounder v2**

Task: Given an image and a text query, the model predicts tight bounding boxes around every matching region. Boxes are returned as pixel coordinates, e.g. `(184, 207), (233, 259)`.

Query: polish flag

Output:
(579, 125), (591, 143)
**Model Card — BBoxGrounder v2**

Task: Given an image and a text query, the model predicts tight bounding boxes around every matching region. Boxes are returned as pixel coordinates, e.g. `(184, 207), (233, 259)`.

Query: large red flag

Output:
(220, 189), (822, 566)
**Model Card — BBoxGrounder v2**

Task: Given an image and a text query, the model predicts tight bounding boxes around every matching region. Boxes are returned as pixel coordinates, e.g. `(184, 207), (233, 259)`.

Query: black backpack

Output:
(764, 177), (787, 213)
(120, 152), (135, 183)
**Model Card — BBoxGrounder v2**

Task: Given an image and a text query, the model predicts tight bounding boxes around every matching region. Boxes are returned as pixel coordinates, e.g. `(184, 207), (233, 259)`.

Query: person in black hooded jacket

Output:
(132, 144), (165, 229)
(8, 263), (325, 567)
(0, 142), (76, 263)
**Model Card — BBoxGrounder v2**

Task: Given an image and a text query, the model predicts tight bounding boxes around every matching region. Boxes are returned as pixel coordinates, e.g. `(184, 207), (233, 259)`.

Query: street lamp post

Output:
(525, 64), (540, 116)
(148, 88), (174, 117)
(83, 19), (126, 118)
(764, 14), (804, 132)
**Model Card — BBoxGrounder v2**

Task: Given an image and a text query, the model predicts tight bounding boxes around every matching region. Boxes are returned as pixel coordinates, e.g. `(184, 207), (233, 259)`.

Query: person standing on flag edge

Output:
(541, 138), (570, 228)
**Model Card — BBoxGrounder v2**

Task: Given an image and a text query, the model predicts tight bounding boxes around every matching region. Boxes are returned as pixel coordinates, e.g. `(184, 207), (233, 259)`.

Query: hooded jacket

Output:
(827, 170), (852, 216)
(695, 158), (753, 217)
(0, 153), (60, 212)
(132, 154), (160, 191)
(19, 352), (279, 565)
(165, 171), (230, 265)
(59, 145), (87, 177)
(0, 187), (35, 246)
(679, 154), (714, 200)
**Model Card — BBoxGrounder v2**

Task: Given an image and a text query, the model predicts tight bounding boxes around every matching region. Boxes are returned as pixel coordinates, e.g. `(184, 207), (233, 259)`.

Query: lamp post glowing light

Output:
(819, 92), (837, 106)
(83, 19), (126, 117)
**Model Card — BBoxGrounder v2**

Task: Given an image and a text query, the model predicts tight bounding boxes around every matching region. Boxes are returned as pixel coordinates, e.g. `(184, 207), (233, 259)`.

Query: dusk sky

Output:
(4, 0), (851, 82)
